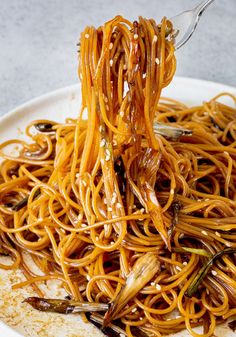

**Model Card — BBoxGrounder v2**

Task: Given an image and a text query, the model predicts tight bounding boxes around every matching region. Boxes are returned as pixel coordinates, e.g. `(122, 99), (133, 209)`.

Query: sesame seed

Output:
(153, 35), (158, 43)
(105, 155), (110, 161)
(201, 230), (208, 236)
(116, 203), (122, 209)
(224, 151), (229, 155)
(99, 125), (103, 132)
(95, 237), (99, 241)
(150, 282), (155, 286)
(183, 261), (188, 266)
(134, 34), (139, 40)
(120, 334), (126, 337)
(170, 190), (174, 195)
(82, 180), (87, 187)
(215, 231), (221, 237)
(104, 96), (108, 103)
(211, 270), (217, 276)
(110, 241), (115, 245)
(104, 224), (109, 231)
(176, 266), (182, 271)
(101, 159), (105, 165)
(133, 205), (137, 209)
(86, 275), (91, 281)
(110, 59), (113, 67)
(119, 110), (124, 117)
(105, 104), (109, 111)
(109, 42), (113, 50)
(78, 214), (83, 221)
(112, 139), (118, 146)
(140, 208), (145, 214)
(108, 207), (112, 212)
(155, 284), (162, 291)
(81, 223), (87, 228)
(85, 33), (90, 39)
(155, 58), (160, 65)
(100, 139), (106, 147)
(131, 308), (137, 313)
(139, 317), (143, 320)
(123, 64), (127, 70)
(112, 215), (118, 218)
(104, 198), (107, 204)
(206, 288), (210, 295)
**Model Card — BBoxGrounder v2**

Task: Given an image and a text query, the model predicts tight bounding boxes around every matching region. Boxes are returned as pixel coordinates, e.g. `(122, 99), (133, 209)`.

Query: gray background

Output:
(0, 0), (235, 116)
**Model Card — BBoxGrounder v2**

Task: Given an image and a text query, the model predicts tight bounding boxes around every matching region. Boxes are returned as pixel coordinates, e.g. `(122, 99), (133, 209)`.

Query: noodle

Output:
(0, 15), (236, 337)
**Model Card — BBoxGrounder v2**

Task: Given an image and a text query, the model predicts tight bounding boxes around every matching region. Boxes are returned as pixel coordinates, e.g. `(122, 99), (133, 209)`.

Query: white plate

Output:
(0, 77), (236, 337)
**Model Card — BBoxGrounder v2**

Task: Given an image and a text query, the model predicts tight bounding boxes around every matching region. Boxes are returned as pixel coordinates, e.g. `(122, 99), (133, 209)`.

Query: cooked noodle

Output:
(1, 15), (236, 337)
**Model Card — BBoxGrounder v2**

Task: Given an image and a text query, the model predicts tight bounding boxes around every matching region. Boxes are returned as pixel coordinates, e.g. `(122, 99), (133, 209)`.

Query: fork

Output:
(170, 0), (216, 50)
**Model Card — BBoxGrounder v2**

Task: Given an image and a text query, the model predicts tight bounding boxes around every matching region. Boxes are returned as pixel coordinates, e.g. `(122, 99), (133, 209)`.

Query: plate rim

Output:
(0, 76), (236, 337)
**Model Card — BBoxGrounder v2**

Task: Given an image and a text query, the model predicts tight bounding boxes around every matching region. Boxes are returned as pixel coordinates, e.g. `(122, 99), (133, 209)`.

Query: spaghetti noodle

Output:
(1, 15), (236, 337)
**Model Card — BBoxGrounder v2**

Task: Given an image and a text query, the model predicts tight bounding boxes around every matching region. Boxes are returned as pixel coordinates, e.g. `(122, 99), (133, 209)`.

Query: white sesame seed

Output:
(105, 149), (110, 156)
(211, 270), (217, 276)
(95, 237), (99, 241)
(82, 180), (87, 187)
(183, 261), (188, 266)
(206, 288), (209, 295)
(131, 308), (137, 313)
(215, 231), (221, 237)
(105, 155), (110, 161)
(104, 224), (109, 232)
(100, 139), (106, 147)
(81, 223), (87, 228)
(110, 59), (113, 67)
(78, 214), (83, 221)
(104, 198), (107, 204)
(101, 159), (105, 165)
(120, 334), (125, 337)
(153, 35), (158, 43)
(116, 203), (122, 209)
(170, 190), (175, 195)
(134, 34), (139, 40)
(104, 96), (108, 103)
(123, 64), (127, 70)
(119, 110), (124, 117)
(155, 284), (162, 291)
(224, 151), (229, 155)
(155, 58), (160, 65)
(99, 125), (103, 132)
(201, 230), (208, 236)
(112, 215), (118, 218)
(111, 196), (116, 205)
(105, 104), (109, 111)
(140, 208), (145, 214)
(109, 42), (113, 50)
(86, 275), (91, 281)
(133, 205), (137, 209)
(85, 33), (90, 39)
(139, 317), (143, 320)
(176, 266), (182, 271)
(112, 139), (118, 146)
(108, 207), (112, 212)
(110, 241), (115, 245)
(150, 282), (155, 286)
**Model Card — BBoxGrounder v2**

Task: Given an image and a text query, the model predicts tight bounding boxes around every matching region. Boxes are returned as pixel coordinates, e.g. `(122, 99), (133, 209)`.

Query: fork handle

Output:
(196, 0), (216, 15)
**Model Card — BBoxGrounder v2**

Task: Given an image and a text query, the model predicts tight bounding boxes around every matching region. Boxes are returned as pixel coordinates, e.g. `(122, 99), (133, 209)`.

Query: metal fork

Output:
(171, 0), (216, 50)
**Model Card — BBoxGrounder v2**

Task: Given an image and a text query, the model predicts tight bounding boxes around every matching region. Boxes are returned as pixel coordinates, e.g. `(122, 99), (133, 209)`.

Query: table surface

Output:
(0, 0), (235, 116)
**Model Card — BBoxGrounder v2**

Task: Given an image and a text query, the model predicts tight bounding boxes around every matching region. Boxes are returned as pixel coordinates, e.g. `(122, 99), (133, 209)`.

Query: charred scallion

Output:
(12, 189), (41, 211)
(187, 248), (236, 297)
(103, 252), (160, 326)
(24, 297), (109, 314)
(34, 122), (55, 133)
(168, 200), (182, 239)
(173, 247), (212, 257)
(153, 123), (192, 140)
